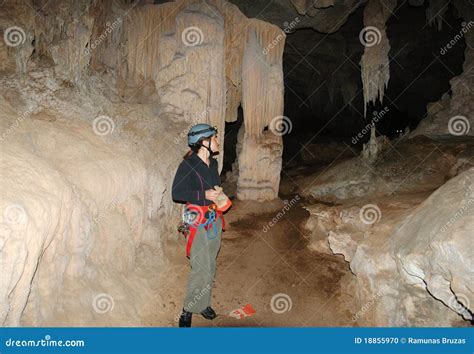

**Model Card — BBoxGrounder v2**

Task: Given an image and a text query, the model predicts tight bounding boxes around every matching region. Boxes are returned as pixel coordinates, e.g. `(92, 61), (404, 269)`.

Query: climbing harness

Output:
(201, 204), (219, 240)
(178, 202), (226, 258)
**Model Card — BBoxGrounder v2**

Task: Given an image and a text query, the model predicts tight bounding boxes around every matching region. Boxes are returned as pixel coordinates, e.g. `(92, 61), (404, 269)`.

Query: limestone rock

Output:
(303, 169), (473, 325)
(394, 168), (473, 321)
(237, 19), (286, 201)
(237, 131), (283, 201)
(290, 0), (335, 15)
(0, 69), (177, 326)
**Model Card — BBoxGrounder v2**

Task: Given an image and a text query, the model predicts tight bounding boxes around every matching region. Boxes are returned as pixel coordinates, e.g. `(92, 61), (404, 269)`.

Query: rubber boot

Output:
(201, 306), (217, 320)
(179, 308), (192, 327)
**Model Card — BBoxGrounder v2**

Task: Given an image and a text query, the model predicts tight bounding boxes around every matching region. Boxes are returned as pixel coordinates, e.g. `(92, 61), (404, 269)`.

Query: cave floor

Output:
(145, 195), (356, 327)
(211, 204), (356, 327)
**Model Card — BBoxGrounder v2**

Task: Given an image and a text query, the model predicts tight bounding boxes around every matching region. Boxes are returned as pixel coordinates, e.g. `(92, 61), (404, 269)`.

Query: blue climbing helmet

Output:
(187, 123), (218, 147)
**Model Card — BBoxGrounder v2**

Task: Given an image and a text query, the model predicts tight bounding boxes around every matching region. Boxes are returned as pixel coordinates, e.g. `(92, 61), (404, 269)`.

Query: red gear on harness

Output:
(184, 202), (225, 258)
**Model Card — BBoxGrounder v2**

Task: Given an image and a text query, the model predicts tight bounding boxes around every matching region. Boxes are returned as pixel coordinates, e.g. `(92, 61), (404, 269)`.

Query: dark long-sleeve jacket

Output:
(172, 152), (221, 206)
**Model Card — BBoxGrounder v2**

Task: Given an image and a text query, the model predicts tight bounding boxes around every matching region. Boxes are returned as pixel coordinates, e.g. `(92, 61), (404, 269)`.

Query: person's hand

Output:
(205, 189), (219, 201)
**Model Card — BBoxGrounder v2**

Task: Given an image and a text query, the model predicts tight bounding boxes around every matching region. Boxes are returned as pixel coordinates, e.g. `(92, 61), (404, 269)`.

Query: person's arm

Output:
(171, 161), (203, 204)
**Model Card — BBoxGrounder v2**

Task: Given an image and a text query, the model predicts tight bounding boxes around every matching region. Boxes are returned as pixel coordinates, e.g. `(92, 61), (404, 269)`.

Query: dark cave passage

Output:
(222, 106), (243, 176)
(280, 1), (466, 165)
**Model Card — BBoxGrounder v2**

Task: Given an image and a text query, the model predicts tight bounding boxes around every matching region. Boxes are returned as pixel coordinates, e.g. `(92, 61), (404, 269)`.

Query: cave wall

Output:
(1, 0), (286, 175)
(119, 1), (227, 169)
(0, 67), (176, 326)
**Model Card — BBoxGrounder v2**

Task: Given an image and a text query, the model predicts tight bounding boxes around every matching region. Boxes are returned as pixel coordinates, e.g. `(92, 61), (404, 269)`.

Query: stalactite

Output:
(241, 19), (285, 135)
(222, 2), (247, 122)
(426, 0), (448, 31)
(238, 19), (285, 200)
(359, 0), (396, 117)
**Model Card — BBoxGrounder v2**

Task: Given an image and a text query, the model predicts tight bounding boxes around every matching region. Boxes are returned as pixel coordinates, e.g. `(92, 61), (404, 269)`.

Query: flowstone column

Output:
(237, 20), (285, 201)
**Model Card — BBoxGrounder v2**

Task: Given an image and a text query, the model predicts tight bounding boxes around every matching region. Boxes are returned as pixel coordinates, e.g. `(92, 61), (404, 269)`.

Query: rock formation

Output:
(361, 125), (389, 163)
(393, 168), (473, 323)
(359, 0), (396, 116)
(0, 68), (174, 325)
(237, 20), (285, 200)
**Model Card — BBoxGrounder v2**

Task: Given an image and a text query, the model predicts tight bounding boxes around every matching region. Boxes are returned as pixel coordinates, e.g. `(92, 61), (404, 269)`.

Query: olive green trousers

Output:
(183, 216), (222, 313)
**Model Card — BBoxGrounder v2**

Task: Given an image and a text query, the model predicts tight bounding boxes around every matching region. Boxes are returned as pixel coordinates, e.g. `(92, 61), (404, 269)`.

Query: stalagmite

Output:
(361, 125), (389, 163)
(359, 0), (396, 116)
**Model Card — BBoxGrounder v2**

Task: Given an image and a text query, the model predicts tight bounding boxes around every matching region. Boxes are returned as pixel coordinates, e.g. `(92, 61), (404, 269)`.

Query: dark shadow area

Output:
(281, 2), (466, 165)
(221, 105), (244, 178)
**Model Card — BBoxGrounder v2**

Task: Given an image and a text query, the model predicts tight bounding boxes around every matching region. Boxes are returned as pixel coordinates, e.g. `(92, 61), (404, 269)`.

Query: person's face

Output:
(203, 135), (219, 153)
(210, 135), (219, 152)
